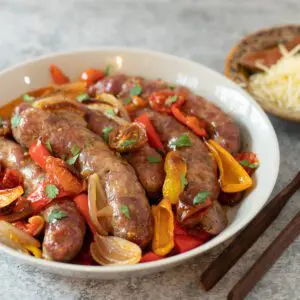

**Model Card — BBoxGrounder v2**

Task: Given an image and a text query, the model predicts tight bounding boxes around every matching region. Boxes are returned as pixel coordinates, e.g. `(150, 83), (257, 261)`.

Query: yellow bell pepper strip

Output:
(0, 185), (24, 209)
(206, 140), (252, 193)
(162, 151), (187, 204)
(24, 244), (42, 258)
(152, 198), (174, 256)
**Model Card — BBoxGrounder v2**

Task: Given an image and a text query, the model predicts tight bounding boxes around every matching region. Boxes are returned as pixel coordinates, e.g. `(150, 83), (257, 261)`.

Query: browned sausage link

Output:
(12, 107), (153, 248)
(0, 137), (45, 193)
(85, 110), (165, 198)
(42, 199), (86, 261)
(134, 109), (226, 234)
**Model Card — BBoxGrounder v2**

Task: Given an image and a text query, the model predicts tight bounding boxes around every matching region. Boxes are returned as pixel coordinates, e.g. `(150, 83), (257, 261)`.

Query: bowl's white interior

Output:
(0, 48), (279, 279)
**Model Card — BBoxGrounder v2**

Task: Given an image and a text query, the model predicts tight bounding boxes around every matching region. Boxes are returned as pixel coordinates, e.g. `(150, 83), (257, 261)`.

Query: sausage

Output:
(42, 199), (86, 261)
(85, 110), (165, 198)
(92, 74), (241, 153)
(12, 107), (153, 248)
(134, 109), (227, 234)
(0, 137), (45, 193)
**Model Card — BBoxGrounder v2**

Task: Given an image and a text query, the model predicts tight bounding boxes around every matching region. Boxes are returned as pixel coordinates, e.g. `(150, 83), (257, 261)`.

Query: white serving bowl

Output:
(0, 48), (279, 279)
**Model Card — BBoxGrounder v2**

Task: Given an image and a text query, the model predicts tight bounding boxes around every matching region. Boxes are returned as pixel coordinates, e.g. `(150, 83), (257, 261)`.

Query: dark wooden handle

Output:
(228, 211), (300, 300)
(200, 172), (300, 291)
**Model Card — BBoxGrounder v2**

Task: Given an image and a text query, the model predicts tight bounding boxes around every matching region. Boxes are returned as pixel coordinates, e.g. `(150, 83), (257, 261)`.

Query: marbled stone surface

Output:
(0, 0), (299, 299)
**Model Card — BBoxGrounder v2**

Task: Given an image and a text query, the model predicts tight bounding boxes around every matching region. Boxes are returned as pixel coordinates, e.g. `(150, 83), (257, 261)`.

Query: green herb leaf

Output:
(76, 93), (90, 102)
(23, 94), (35, 102)
(130, 84), (142, 97)
(45, 184), (59, 199)
(169, 134), (192, 149)
(47, 209), (68, 223)
(11, 114), (21, 128)
(165, 95), (178, 106)
(193, 191), (210, 205)
(105, 108), (116, 117)
(67, 153), (80, 165)
(239, 160), (259, 169)
(147, 155), (162, 164)
(123, 98), (132, 105)
(104, 65), (111, 77)
(71, 144), (81, 156)
(120, 205), (130, 220)
(120, 139), (136, 147)
(45, 140), (53, 153)
(168, 83), (177, 89)
(180, 174), (188, 190)
(102, 127), (113, 143)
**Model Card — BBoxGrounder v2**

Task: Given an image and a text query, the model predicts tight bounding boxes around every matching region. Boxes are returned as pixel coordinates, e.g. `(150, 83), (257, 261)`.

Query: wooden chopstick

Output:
(228, 210), (300, 300)
(200, 171), (300, 291)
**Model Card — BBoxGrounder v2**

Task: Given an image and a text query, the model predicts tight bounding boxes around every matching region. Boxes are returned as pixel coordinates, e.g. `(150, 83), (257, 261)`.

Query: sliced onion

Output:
(0, 220), (40, 250)
(0, 186), (24, 209)
(88, 174), (111, 236)
(95, 93), (131, 122)
(90, 234), (142, 266)
(96, 206), (113, 218)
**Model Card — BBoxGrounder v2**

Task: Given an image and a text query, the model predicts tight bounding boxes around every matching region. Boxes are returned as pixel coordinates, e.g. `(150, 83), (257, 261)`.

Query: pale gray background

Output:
(0, 0), (299, 299)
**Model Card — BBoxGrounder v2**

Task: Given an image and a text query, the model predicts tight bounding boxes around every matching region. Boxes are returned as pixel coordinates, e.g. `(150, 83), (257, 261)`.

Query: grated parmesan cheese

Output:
(248, 44), (300, 112)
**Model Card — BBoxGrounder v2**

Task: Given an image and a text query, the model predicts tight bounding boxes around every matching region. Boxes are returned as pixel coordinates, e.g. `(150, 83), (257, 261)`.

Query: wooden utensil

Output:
(228, 210), (300, 300)
(200, 172), (300, 291)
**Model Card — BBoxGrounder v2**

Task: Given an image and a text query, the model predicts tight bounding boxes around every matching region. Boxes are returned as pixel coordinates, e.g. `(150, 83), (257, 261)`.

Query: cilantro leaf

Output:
(105, 108), (116, 117)
(130, 85), (142, 97)
(180, 174), (188, 190)
(120, 139), (136, 147)
(71, 144), (81, 156)
(23, 94), (35, 102)
(67, 153), (80, 165)
(45, 140), (53, 153)
(240, 160), (259, 169)
(104, 65), (111, 77)
(165, 95), (178, 106)
(76, 93), (89, 102)
(168, 83), (177, 89)
(169, 134), (192, 149)
(123, 98), (132, 105)
(11, 114), (21, 128)
(193, 192), (210, 205)
(147, 155), (162, 164)
(45, 184), (59, 199)
(47, 209), (68, 223)
(120, 205), (130, 219)
(102, 127), (113, 143)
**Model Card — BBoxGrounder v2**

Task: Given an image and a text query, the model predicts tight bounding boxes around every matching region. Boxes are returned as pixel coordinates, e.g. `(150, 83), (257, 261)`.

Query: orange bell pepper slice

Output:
(0, 185), (24, 209)
(125, 96), (148, 112)
(152, 198), (174, 256)
(206, 140), (252, 193)
(49, 64), (70, 85)
(13, 215), (45, 237)
(80, 68), (104, 86)
(162, 151), (187, 204)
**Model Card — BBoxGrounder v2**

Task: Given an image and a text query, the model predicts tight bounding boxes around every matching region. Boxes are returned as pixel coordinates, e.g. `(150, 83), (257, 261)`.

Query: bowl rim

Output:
(0, 47), (280, 274)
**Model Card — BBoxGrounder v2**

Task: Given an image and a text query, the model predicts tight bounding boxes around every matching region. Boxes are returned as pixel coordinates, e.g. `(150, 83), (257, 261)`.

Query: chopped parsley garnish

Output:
(11, 114), (21, 128)
(45, 140), (53, 153)
(130, 84), (142, 98)
(45, 184), (59, 199)
(169, 134), (192, 149)
(165, 95), (178, 106)
(76, 93), (90, 102)
(105, 108), (116, 117)
(67, 153), (80, 165)
(147, 155), (162, 164)
(180, 174), (188, 190)
(102, 127), (113, 143)
(123, 98), (132, 105)
(239, 160), (259, 169)
(120, 139), (136, 147)
(48, 209), (68, 223)
(23, 94), (35, 102)
(104, 64), (111, 76)
(193, 192), (210, 205)
(120, 205), (130, 219)
(168, 83), (177, 89)
(71, 144), (81, 156)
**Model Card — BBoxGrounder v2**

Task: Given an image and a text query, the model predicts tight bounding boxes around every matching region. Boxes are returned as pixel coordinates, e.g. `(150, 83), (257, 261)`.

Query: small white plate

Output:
(0, 48), (279, 279)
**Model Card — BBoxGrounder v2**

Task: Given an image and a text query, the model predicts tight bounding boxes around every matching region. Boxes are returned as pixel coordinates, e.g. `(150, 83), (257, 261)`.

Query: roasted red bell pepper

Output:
(29, 139), (51, 169)
(140, 251), (163, 263)
(0, 169), (23, 189)
(234, 151), (259, 176)
(80, 68), (104, 86)
(49, 64), (70, 85)
(171, 106), (207, 137)
(134, 113), (165, 154)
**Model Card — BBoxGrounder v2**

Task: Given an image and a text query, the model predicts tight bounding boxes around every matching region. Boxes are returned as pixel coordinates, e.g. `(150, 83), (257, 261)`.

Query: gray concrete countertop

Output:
(0, 0), (299, 299)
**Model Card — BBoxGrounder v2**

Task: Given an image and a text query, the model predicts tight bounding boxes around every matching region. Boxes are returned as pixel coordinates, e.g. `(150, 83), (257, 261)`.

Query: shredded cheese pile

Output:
(248, 44), (300, 111)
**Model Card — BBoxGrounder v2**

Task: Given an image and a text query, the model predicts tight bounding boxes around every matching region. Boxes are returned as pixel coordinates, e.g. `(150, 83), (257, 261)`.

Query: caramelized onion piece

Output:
(90, 234), (142, 265)
(0, 186), (24, 209)
(108, 122), (147, 153)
